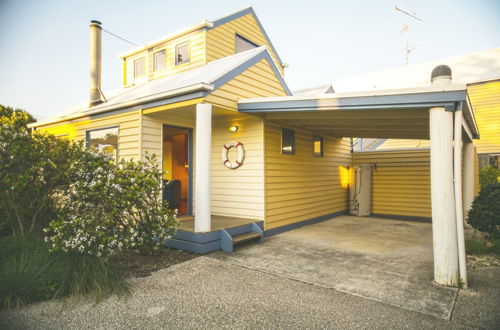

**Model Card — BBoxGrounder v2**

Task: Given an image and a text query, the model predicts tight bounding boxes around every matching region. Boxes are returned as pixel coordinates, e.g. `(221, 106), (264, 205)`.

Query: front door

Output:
(162, 125), (191, 215)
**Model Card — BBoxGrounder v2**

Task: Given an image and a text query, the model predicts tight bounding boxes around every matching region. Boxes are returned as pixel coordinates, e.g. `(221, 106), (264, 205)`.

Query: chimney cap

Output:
(431, 65), (452, 80)
(90, 20), (102, 25)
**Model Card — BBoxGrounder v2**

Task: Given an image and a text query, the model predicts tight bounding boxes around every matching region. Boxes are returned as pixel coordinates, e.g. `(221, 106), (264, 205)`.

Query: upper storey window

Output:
(153, 50), (166, 71)
(235, 34), (258, 53)
(134, 57), (145, 78)
(175, 42), (190, 65)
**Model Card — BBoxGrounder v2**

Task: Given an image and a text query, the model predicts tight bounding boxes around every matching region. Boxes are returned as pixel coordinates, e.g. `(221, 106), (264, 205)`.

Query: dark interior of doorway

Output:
(163, 125), (190, 215)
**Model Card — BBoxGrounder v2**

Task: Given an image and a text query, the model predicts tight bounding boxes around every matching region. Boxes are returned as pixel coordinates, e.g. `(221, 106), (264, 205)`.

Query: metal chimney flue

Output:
(89, 20), (103, 107)
(431, 65), (452, 86)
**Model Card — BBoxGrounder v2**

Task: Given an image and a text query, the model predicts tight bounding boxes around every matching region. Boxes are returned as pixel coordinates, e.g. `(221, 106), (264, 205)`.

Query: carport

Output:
(238, 69), (480, 289)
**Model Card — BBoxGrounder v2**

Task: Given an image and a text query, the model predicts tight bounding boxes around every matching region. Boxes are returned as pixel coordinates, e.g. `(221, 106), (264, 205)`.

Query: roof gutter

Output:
(29, 83), (214, 128)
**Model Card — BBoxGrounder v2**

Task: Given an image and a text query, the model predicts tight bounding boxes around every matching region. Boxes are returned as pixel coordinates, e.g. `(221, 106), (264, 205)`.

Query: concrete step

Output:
(233, 232), (261, 245)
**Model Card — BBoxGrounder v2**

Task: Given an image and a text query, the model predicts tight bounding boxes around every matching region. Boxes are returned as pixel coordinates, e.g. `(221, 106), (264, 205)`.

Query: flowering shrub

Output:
(45, 153), (178, 257)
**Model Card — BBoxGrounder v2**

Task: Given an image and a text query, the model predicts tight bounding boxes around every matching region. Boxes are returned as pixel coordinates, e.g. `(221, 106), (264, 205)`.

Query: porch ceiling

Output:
(238, 85), (479, 140)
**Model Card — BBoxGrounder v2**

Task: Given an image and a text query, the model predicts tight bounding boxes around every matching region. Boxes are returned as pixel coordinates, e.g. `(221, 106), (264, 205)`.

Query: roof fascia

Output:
(29, 84), (212, 128)
(238, 90), (468, 112)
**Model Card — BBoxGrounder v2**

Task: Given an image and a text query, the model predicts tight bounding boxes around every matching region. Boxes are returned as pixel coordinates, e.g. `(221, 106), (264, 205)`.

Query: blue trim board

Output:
(371, 213), (432, 223)
(264, 210), (347, 238)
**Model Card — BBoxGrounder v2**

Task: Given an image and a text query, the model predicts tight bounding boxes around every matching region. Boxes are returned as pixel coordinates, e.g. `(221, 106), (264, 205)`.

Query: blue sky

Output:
(0, 0), (498, 120)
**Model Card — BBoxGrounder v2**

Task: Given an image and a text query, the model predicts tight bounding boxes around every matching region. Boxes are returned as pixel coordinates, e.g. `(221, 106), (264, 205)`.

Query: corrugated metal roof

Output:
(293, 84), (334, 96)
(333, 48), (500, 93)
(32, 46), (272, 127)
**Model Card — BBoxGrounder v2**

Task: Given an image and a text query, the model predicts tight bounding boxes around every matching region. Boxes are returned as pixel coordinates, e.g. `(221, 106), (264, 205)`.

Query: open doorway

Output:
(162, 125), (191, 215)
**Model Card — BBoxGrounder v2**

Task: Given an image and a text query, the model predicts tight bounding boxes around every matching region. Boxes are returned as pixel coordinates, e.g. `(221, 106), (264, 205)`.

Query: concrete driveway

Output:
(213, 216), (457, 319)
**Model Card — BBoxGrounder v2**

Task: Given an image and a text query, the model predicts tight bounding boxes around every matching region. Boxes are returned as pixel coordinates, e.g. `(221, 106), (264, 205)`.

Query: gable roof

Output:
(119, 6), (283, 67)
(333, 48), (500, 93)
(30, 46), (290, 127)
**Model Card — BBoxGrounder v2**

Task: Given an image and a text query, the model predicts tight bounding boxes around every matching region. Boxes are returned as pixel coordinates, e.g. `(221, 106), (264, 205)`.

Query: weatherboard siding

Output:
(353, 150), (431, 219)
(264, 123), (351, 230)
(206, 13), (283, 75)
(35, 110), (142, 161)
(468, 80), (500, 154)
(211, 114), (265, 219)
(205, 58), (287, 110)
(123, 29), (206, 87)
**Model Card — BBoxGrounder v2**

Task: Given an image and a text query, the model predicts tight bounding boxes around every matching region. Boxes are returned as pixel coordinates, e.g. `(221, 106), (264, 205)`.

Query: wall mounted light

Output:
(228, 125), (239, 133)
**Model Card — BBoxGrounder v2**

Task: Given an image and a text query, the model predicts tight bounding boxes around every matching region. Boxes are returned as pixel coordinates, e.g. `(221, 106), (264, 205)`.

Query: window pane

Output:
(154, 50), (166, 71)
(281, 128), (295, 154)
(175, 43), (190, 65)
(87, 127), (118, 162)
(313, 136), (323, 157)
(134, 58), (145, 78)
(236, 34), (258, 53)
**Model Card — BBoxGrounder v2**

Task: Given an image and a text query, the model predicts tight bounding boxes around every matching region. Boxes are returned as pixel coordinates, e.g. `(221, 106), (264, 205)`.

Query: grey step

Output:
(233, 232), (261, 245)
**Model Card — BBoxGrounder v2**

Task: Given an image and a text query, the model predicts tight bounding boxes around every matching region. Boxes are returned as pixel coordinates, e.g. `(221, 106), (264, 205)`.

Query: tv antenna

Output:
(395, 5), (423, 65)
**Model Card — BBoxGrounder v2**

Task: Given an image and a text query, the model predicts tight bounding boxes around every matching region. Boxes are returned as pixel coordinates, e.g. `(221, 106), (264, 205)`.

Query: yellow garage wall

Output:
(211, 114), (265, 219)
(353, 150), (431, 219)
(35, 110), (142, 161)
(264, 123), (352, 230)
(205, 59), (287, 110)
(123, 29), (206, 87)
(206, 13), (283, 75)
(468, 80), (500, 154)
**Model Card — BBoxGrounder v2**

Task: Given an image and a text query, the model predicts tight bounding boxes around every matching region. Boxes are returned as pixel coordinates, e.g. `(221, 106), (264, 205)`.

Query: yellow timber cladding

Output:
(35, 111), (142, 161)
(353, 150), (432, 219)
(265, 124), (352, 229)
(206, 13), (283, 75)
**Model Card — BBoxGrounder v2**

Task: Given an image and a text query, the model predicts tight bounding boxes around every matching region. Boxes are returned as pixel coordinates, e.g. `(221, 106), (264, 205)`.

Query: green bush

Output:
(465, 239), (490, 255)
(45, 153), (178, 257)
(0, 236), (129, 310)
(467, 183), (500, 239)
(479, 166), (500, 188)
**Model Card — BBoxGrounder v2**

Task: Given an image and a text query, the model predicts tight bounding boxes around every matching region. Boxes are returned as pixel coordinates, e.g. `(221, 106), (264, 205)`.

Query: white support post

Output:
(463, 142), (475, 218)
(194, 103), (212, 232)
(453, 110), (467, 288)
(430, 107), (459, 287)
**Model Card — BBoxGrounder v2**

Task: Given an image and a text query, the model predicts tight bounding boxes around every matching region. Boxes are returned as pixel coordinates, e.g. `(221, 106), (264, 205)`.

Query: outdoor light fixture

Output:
(228, 125), (239, 133)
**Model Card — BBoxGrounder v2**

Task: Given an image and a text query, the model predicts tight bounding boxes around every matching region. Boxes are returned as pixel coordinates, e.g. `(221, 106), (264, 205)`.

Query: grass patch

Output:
(0, 236), (130, 310)
(466, 238), (500, 255)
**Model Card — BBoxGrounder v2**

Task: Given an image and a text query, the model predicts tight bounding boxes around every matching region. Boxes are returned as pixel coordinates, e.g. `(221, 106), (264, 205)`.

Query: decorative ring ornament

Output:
(222, 141), (244, 169)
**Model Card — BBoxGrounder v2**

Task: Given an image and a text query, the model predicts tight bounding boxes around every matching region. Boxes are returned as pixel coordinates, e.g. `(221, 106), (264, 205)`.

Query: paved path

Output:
(1, 257), (499, 329)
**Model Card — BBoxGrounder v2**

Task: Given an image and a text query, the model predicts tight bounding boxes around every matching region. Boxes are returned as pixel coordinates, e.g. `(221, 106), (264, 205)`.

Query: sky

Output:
(0, 0), (499, 120)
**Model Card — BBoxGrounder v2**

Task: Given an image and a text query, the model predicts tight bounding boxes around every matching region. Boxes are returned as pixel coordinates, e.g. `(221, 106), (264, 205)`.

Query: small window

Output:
(175, 42), (190, 65)
(86, 127), (119, 163)
(281, 128), (295, 154)
(313, 136), (323, 157)
(235, 34), (258, 53)
(153, 50), (166, 71)
(479, 154), (500, 169)
(134, 58), (145, 78)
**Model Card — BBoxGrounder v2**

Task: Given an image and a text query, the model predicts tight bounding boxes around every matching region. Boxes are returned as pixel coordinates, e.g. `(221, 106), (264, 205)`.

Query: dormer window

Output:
(134, 57), (145, 78)
(175, 42), (190, 65)
(153, 50), (166, 72)
(235, 34), (258, 53)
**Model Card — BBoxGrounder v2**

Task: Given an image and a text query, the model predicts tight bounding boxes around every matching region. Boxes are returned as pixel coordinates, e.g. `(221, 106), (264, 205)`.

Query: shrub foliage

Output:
(479, 166), (500, 188)
(467, 183), (500, 238)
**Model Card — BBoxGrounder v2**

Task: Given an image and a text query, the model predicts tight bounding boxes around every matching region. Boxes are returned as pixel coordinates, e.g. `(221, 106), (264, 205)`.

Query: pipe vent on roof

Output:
(431, 65), (452, 86)
(89, 20), (104, 107)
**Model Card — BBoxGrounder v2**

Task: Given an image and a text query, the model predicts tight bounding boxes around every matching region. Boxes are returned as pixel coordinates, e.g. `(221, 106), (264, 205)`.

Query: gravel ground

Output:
(1, 257), (499, 329)
(467, 254), (500, 270)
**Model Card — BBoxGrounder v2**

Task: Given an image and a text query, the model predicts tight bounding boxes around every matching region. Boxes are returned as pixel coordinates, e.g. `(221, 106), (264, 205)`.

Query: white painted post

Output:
(453, 110), (467, 288)
(194, 103), (212, 232)
(430, 106), (459, 286)
(463, 142), (475, 218)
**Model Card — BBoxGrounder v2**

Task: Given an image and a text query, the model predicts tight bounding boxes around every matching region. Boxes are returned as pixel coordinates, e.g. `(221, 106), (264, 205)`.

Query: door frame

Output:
(162, 124), (193, 216)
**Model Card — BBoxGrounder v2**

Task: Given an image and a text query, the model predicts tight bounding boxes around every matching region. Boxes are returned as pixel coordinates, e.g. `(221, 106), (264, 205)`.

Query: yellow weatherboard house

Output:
(30, 7), (488, 289)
